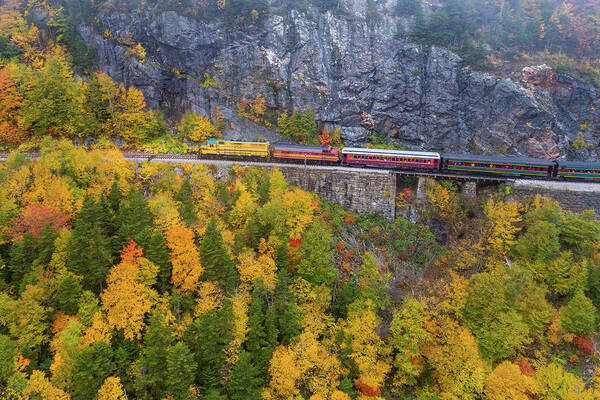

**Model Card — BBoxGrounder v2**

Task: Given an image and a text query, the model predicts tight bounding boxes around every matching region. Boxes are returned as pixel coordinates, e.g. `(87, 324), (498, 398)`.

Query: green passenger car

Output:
(443, 153), (554, 177)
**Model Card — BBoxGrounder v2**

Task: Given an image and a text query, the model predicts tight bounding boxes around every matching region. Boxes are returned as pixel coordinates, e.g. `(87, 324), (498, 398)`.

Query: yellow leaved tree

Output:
(266, 331), (345, 399)
(24, 370), (71, 400)
(483, 199), (522, 256)
(282, 188), (317, 240)
(97, 376), (127, 400)
(229, 180), (258, 231)
(485, 361), (537, 400)
(421, 315), (489, 400)
(236, 239), (277, 291)
(344, 303), (391, 397)
(166, 224), (204, 292)
(194, 281), (224, 316)
(101, 241), (158, 340)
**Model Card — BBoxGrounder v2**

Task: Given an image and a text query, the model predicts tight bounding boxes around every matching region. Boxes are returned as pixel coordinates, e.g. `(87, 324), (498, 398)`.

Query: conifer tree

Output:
(273, 269), (302, 345)
(116, 187), (154, 249)
(71, 341), (115, 400)
(135, 310), (175, 399)
(57, 274), (83, 315)
(79, 73), (113, 138)
(8, 232), (36, 286)
(107, 180), (123, 216)
(229, 281), (277, 398)
(145, 230), (171, 292)
(199, 218), (238, 292)
(227, 350), (263, 400)
(246, 281), (277, 370)
(67, 196), (113, 292)
(183, 300), (233, 390)
(34, 224), (57, 267)
(165, 342), (196, 400)
(175, 178), (197, 226)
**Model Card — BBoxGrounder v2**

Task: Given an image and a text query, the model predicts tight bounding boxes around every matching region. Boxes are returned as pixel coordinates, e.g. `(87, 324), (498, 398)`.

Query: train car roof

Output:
(443, 153), (554, 166)
(204, 138), (269, 144)
(342, 148), (441, 159)
(556, 160), (600, 169)
(272, 144), (332, 152)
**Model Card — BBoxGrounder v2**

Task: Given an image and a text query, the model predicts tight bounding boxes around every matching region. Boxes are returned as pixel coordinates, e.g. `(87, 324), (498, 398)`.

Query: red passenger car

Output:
(272, 144), (340, 163)
(341, 148), (440, 169)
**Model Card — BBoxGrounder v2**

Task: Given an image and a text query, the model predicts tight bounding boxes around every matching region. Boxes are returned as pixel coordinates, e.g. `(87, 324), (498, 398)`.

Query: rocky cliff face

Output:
(78, 0), (600, 158)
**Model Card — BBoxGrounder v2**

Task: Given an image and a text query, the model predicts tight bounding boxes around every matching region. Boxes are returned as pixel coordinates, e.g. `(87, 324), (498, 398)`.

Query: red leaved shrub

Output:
(518, 358), (535, 377)
(574, 335), (594, 357)
(354, 380), (381, 397)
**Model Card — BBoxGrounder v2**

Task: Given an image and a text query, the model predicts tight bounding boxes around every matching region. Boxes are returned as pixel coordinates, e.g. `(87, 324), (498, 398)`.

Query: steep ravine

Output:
(78, 0), (600, 158)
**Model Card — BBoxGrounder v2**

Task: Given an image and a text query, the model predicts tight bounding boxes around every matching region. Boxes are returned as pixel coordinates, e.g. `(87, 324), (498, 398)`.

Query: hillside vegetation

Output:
(1, 140), (600, 399)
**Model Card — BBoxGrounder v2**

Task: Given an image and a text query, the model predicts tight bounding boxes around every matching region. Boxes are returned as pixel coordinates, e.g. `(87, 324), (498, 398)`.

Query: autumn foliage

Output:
(8, 203), (70, 242)
(1, 139), (600, 399)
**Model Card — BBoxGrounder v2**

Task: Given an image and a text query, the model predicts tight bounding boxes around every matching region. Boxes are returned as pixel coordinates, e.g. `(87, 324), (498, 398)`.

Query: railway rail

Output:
(0, 150), (552, 183)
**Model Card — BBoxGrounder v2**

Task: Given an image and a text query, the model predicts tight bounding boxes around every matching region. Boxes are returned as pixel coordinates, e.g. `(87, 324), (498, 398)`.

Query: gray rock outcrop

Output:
(78, 0), (600, 158)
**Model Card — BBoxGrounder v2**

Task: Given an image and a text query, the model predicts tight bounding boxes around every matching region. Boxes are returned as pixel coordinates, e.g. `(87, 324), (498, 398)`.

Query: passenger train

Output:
(198, 138), (600, 180)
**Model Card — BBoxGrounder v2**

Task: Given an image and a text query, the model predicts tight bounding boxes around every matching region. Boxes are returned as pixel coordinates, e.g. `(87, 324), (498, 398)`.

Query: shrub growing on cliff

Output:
(177, 110), (221, 143)
(277, 108), (318, 144)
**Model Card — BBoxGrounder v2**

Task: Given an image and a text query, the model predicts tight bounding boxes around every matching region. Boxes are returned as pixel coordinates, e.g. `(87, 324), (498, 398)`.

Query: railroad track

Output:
(0, 150), (514, 181)
(9, 150), (600, 193)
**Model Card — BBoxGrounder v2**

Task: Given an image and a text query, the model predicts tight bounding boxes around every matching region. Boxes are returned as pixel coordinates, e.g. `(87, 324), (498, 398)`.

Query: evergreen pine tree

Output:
(135, 309), (175, 400)
(232, 281), (277, 396)
(175, 179), (197, 226)
(145, 231), (171, 293)
(183, 300), (233, 390)
(107, 179), (123, 216)
(72, 341), (115, 400)
(57, 275), (83, 315)
(34, 224), (57, 267)
(82, 74), (111, 126)
(165, 342), (197, 400)
(226, 350), (263, 400)
(199, 218), (238, 292)
(116, 187), (154, 249)
(67, 196), (113, 292)
(273, 269), (302, 345)
(98, 194), (117, 238)
(8, 233), (37, 286)
(246, 281), (268, 355)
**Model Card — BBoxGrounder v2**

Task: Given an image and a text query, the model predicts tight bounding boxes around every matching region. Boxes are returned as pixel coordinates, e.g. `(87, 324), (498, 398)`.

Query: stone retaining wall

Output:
(278, 167), (397, 221)
(510, 186), (600, 214)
